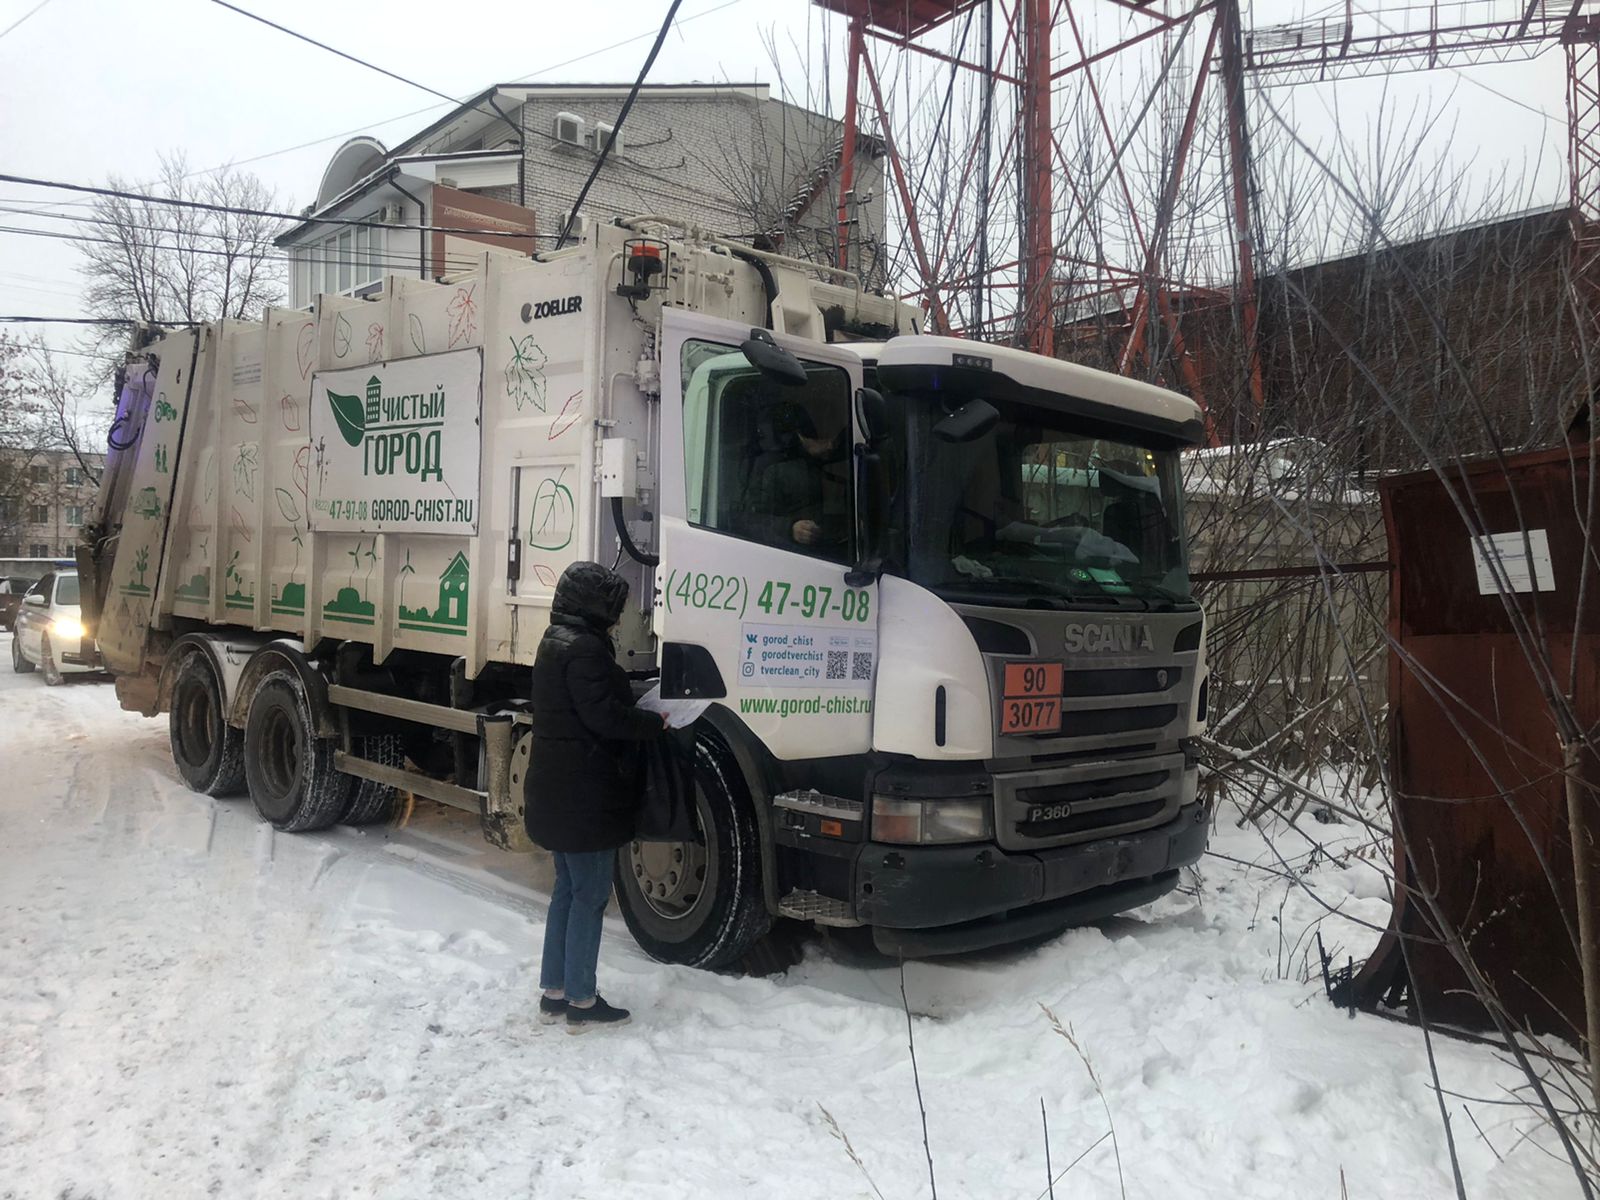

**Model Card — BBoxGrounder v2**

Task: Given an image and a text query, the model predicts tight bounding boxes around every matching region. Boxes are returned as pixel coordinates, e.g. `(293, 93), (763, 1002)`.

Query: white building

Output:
(276, 82), (888, 306)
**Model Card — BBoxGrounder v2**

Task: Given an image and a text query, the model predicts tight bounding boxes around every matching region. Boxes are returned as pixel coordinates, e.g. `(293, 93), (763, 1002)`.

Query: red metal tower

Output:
(817, 0), (1597, 436)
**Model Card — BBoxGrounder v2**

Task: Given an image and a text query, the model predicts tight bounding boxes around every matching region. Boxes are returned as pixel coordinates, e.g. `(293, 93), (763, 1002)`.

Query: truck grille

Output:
(1062, 667), (1181, 697)
(1061, 704), (1178, 738)
(993, 752), (1188, 850)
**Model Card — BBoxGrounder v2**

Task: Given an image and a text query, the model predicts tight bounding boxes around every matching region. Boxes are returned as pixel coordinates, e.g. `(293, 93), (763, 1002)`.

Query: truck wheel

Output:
(614, 736), (771, 970)
(340, 734), (404, 825)
(169, 653), (246, 796)
(40, 635), (65, 686)
(243, 670), (351, 833)
(11, 634), (35, 674)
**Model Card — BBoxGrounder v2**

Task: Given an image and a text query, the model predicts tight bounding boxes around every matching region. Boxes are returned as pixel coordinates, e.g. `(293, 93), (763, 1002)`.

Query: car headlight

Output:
(871, 796), (992, 845)
(52, 617), (85, 640)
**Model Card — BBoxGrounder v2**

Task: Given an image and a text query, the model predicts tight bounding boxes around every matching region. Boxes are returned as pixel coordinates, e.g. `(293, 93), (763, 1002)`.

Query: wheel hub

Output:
(628, 836), (707, 920)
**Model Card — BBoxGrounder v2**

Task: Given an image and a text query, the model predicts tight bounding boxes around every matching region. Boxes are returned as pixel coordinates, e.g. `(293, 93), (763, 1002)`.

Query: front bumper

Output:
(857, 800), (1209, 957)
(56, 637), (98, 672)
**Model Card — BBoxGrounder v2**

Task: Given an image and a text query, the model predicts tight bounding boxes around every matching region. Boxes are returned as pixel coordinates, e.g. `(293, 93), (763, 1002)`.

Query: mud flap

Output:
(482, 716), (536, 852)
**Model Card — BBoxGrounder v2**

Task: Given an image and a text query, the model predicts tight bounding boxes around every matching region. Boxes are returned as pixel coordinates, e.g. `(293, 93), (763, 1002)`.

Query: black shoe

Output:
(566, 996), (631, 1033)
(538, 995), (569, 1025)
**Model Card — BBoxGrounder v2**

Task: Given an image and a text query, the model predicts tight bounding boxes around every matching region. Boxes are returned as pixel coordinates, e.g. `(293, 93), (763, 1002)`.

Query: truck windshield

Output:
(898, 395), (1193, 610)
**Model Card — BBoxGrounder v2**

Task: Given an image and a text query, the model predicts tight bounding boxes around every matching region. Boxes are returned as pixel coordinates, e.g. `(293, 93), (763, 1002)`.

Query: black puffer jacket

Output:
(524, 562), (663, 853)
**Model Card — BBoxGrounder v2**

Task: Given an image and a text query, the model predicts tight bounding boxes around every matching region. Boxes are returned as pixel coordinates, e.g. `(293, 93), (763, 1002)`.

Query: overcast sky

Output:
(0, 0), (1568, 370)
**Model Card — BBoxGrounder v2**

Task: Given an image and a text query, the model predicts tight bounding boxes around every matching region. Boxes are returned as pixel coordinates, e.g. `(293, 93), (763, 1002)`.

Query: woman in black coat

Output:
(525, 561), (665, 1032)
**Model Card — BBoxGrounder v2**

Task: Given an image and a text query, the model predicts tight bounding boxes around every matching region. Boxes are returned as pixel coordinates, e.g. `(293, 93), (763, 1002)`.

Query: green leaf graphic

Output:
(327, 389), (366, 447)
(274, 487), (302, 525)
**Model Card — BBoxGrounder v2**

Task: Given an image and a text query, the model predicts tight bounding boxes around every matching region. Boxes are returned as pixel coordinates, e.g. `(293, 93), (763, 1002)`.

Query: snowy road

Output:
(0, 632), (1581, 1199)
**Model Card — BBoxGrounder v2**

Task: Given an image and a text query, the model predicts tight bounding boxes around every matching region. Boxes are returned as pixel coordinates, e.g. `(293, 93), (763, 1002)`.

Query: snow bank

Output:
(0, 638), (1583, 1198)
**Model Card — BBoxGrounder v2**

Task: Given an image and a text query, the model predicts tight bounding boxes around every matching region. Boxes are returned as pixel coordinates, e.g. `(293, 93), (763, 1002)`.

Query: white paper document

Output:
(636, 685), (713, 727)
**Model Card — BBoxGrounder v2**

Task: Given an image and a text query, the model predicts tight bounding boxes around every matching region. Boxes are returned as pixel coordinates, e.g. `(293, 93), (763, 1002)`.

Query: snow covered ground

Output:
(0, 632), (1585, 1199)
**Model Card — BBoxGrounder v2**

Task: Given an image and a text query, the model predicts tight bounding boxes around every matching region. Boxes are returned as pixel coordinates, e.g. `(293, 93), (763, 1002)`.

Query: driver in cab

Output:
(737, 402), (849, 554)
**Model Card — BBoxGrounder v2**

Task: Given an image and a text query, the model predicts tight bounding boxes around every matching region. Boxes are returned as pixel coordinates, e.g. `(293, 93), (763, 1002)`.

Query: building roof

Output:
(389, 81), (771, 160)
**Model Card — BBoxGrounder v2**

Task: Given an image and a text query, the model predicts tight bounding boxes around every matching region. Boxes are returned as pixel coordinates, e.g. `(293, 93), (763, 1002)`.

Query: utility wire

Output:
(207, 0), (463, 108)
(0, 221), (445, 275)
(557, 0), (686, 248)
(0, 316), (141, 325)
(0, 0), (54, 41)
(0, 172), (550, 239)
(205, 0), (524, 150)
(173, 0), (747, 188)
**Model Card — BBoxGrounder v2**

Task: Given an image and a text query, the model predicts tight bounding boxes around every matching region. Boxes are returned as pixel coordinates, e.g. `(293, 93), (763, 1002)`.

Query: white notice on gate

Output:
(739, 622), (876, 689)
(1470, 528), (1555, 595)
(308, 347), (484, 535)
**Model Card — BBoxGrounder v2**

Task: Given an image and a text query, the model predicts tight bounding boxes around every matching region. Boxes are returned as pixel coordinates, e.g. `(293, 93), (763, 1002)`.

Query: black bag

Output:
(635, 728), (700, 842)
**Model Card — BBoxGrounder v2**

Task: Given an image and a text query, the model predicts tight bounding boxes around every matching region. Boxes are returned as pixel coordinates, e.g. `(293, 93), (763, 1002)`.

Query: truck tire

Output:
(614, 735), (771, 970)
(340, 734), (404, 825)
(11, 634), (35, 673)
(39, 635), (65, 686)
(169, 653), (246, 796)
(243, 670), (352, 833)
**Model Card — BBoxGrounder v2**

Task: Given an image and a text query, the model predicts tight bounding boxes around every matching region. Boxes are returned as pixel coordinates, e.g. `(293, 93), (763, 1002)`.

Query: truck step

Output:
(777, 889), (860, 928)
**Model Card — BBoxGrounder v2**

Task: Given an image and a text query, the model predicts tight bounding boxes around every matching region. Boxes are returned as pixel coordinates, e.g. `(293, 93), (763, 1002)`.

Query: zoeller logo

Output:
(1063, 623), (1154, 654)
(326, 374), (445, 481)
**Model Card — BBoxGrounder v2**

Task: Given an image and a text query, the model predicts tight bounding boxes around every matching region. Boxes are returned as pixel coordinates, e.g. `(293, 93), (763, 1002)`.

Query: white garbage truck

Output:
(78, 218), (1210, 967)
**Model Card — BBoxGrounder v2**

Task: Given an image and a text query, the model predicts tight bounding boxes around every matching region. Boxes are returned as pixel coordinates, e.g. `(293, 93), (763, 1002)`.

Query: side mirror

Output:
(740, 328), (809, 388)
(933, 398), (1000, 443)
(855, 387), (890, 448)
(24, 593), (46, 607)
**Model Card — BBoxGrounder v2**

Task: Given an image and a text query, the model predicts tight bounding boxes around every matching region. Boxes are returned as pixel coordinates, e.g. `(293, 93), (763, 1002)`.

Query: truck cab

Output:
(628, 312), (1210, 961)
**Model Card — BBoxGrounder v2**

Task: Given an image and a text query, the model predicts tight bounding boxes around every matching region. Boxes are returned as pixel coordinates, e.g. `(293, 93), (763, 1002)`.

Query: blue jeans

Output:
(539, 849), (615, 1004)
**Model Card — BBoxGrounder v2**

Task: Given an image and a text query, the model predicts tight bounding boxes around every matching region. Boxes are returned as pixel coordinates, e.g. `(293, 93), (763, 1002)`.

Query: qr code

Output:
(851, 652), (873, 681)
(826, 650), (849, 680)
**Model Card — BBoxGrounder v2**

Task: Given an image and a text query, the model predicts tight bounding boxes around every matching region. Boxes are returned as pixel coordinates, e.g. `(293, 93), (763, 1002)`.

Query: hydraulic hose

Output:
(611, 496), (659, 567)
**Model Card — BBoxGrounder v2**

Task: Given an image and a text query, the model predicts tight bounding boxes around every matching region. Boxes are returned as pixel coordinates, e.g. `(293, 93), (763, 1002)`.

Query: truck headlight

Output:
(52, 617), (85, 640)
(871, 796), (992, 845)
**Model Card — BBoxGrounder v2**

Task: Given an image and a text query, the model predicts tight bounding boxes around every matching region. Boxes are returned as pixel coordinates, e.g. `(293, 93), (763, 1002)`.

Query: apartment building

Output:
(0, 449), (105, 558)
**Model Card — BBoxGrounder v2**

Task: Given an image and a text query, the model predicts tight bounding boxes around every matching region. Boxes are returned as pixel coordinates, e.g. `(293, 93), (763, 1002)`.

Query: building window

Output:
(338, 230), (353, 291)
(65, 506), (83, 526)
(29, 464), (48, 483)
(30, 504), (48, 524)
(323, 235), (339, 293)
(65, 467), (82, 487)
(0, 497), (14, 520)
(294, 251), (312, 307)
(30, 543), (48, 558)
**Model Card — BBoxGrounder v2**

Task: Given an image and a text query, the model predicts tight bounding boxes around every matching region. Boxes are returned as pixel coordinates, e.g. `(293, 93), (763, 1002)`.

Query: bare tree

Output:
(75, 151), (287, 355)
(0, 333), (103, 553)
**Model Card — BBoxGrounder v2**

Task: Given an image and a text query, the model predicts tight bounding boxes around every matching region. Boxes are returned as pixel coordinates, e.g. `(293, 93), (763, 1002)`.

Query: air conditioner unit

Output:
(553, 112), (585, 146)
(587, 122), (621, 155)
(379, 202), (403, 224)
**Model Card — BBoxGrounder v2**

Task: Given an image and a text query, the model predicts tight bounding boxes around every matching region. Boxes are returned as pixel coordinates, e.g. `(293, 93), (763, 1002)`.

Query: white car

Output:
(10, 570), (98, 685)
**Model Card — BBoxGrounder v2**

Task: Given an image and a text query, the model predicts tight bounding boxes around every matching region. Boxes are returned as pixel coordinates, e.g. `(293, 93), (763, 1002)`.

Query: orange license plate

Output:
(1000, 661), (1063, 735)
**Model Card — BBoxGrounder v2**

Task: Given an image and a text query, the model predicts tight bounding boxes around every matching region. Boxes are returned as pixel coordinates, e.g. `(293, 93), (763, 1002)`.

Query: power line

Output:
(558, 0), (686, 248)
(0, 172), (551, 239)
(0, 221), (440, 275)
(174, 0), (749, 187)
(208, 1), (464, 109)
(0, 0), (54, 41)
(0, 316), (141, 325)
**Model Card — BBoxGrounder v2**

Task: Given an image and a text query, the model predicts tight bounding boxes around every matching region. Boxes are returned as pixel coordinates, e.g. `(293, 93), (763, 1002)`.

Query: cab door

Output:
(655, 311), (878, 761)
